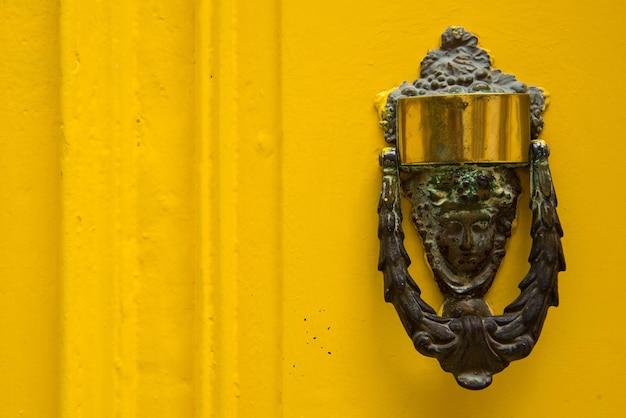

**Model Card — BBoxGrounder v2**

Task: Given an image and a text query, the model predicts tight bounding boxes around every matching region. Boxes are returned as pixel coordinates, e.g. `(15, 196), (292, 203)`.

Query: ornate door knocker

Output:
(376, 27), (565, 390)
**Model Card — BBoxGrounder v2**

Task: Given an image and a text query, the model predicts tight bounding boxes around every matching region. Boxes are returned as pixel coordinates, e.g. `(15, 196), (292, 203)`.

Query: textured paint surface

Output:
(0, 2), (61, 416)
(1, 0), (626, 417)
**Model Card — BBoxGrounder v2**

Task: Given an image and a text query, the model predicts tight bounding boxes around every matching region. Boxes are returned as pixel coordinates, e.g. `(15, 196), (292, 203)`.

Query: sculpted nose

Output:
(460, 226), (472, 250)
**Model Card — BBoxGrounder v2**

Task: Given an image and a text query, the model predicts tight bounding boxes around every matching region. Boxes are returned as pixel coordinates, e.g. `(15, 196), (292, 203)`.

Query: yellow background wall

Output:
(1, 0), (625, 417)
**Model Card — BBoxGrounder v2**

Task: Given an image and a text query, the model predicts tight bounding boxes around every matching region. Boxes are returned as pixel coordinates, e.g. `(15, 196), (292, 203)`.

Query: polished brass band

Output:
(397, 94), (530, 165)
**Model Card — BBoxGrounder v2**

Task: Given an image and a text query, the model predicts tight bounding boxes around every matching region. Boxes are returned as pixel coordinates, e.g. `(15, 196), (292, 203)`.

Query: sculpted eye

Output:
(445, 221), (463, 235)
(471, 221), (490, 233)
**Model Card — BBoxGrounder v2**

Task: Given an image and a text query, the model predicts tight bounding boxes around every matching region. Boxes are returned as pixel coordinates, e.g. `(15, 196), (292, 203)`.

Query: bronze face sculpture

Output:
(376, 27), (565, 389)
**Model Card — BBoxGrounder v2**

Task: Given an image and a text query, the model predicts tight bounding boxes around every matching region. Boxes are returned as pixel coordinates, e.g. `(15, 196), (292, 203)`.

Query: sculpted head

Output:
(402, 167), (520, 297)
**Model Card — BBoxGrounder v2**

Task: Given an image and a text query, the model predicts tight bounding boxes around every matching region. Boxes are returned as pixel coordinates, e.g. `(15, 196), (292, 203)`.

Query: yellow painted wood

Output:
(280, 2), (626, 417)
(0, 2), (61, 416)
(2, 0), (626, 417)
(59, 1), (199, 417)
(206, 0), (284, 417)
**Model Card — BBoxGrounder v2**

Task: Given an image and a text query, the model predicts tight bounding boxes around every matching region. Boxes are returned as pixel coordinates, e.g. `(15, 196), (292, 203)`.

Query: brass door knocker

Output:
(376, 27), (565, 389)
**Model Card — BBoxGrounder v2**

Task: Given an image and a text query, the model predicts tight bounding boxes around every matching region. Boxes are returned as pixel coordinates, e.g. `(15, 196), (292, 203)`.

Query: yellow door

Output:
(1, 1), (625, 417)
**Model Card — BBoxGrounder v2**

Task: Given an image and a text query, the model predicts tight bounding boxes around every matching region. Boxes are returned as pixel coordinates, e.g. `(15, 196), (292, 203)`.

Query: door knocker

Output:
(376, 27), (565, 389)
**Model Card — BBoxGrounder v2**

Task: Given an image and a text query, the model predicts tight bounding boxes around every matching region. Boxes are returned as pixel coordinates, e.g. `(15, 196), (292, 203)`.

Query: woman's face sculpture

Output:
(436, 209), (495, 274)
(403, 167), (520, 300)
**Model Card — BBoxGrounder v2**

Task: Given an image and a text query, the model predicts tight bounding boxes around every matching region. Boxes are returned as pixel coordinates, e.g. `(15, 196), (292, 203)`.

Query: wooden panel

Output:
(57, 0), (284, 416)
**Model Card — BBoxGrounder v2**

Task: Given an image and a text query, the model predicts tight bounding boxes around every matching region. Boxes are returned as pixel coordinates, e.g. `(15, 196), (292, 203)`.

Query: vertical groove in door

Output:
(0, 2), (62, 416)
(111, 3), (140, 417)
(194, 1), (215, 416)
(204, 0), (241, 416)
(201, 0), (284, 416)
(59, 2), (142, 417)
